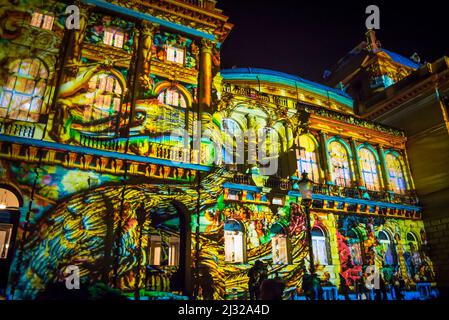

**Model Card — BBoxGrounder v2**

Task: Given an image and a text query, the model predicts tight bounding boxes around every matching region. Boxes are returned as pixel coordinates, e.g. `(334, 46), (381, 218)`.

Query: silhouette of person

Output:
(248, 260), (266, 300)
(198, 266), (214, 300)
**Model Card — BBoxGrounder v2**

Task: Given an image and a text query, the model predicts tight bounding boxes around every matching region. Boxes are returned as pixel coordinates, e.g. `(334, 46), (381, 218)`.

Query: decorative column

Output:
(349, 138), (363, 188)
(319, 131), (333, 184)
(403, 149), (416, 191)
(66, 3), (92, 77)
(138, 21), (159, 96)
(199, 39), (214, 110)
(377, 145), (392, 191)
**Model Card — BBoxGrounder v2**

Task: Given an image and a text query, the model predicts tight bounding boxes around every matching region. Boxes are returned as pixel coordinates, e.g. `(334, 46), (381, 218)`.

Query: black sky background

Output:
(219, 0), (449, 83)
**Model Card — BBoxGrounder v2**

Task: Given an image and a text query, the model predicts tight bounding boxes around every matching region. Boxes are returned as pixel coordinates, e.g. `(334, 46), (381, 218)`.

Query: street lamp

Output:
(135, 202), (147, 300)
(297, 171), (316, 275)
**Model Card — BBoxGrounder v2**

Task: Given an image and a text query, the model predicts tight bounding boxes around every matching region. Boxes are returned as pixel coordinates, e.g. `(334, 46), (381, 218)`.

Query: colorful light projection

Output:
(358, 147), (381, 191)
(296, 135), (320, 183)
(152, 31), (199, 70)
(193, 195), (309, 299)
(386, 153), (407, 194)
(0, 58), (48, 122)
(336, 215), (434, 288)
(328, 140), (352, 187)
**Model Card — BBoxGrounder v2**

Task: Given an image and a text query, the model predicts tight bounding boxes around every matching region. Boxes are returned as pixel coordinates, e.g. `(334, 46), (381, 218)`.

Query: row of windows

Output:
(30, 12), (185, 65)
(224, 219), (420, 270)
(224, 222), (331, 266)
(0, 58), (409, 195)
(220, 119), (409, 194)
(0, 57), (189, 129)
(297, 134), (408, 194)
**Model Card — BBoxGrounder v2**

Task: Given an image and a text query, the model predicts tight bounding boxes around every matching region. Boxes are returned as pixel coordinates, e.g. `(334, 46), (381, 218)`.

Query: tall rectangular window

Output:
(103, 28), (126, 48)
(168, 237), (180, 266)
(166, 46), (185, 65)
(224, 230), (244, 263)
(312, 237), (328, 265)
(149, 235), (162, 266)
(30, 12), (54, 30)
(0, 224), (13, 260)
(272, 235), (289, 265)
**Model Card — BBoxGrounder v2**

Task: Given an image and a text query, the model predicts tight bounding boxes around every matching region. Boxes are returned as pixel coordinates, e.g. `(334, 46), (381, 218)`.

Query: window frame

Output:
(224, 219), (246, 264)
(30, 11), (54, 31)
(385, 153), (407, 194)
(328, 140), (352, 188)
(149, 235), (162, 266)
(83, 72), (123, 136)
(168, 236), (180, 267)
(0, 224), (13, 260)
(165, 45), (186, 65)
(311, 226), (330, 266)
(358, 147), (381, 191)
(296, 135), (321, 183)
(103, 27), (126, 49)
(0, 58), (49, 122)
(377, 230), (397, 266)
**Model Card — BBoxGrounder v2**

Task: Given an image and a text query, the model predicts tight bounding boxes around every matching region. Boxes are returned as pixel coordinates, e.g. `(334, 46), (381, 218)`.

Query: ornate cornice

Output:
(150, 59), (199, 84)
(106, 0), (233, 42)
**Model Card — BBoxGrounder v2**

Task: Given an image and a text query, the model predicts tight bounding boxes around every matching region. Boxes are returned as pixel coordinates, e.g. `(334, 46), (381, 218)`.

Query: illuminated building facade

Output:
(0, 0), (439, 299)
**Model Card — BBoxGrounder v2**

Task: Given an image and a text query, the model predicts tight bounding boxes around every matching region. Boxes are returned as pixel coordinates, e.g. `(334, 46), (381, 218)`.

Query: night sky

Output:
(219, 0), (449, 82)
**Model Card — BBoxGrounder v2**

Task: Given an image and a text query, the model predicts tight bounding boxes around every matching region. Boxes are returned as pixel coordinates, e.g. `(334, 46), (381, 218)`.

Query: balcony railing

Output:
(0, 120), (37, 139)
(79, 135), (126, 152)
(79, 134), (206, 166)
(229, 172), (419, 206)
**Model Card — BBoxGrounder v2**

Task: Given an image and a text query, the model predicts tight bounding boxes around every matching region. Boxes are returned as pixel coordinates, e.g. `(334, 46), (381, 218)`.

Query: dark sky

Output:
(219, 0), (449, 82)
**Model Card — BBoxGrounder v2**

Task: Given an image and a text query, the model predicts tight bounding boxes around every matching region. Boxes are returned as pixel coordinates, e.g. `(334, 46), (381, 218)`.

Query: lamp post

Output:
(296, 171), (316, 275)
(135, 202), (146, 301)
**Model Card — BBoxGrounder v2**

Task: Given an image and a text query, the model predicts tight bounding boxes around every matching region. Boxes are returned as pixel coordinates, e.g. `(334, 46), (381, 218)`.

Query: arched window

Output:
(312, 227), (329, 265)
(0, 188), (20, 210)
(270, 223), (289, 265)
(406, 232), (419, 253)
(386, 153), (407, 194)
(329, 140), (352, 187)
(359, 148), (380, 191)
(84, 73), (123, 134)
(405, 232), (422, 278)
(348, 229), (363, 266)
(297, 135), (320, 183)
(258, 127), (280, 163)
(222, 118), (242, 136)
(377, 230), (396, 266)
(0, 58), (48, 122)
(158, 87), (187, 109)
(224, 220), (246, 263)
(222, 119), (242, 166)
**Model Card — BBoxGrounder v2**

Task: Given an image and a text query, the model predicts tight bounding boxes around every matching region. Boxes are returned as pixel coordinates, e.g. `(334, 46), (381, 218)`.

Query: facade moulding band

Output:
(82, 0), (217, 42)
(288, 190), (421, 212)
(0, 134), (212, 172)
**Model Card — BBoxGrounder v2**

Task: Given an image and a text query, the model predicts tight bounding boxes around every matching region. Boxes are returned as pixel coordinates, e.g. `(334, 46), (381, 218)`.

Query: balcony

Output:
(0, 119), (39, 139)
(229, 172), (420, 207)
(79, 134), (206, 166)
